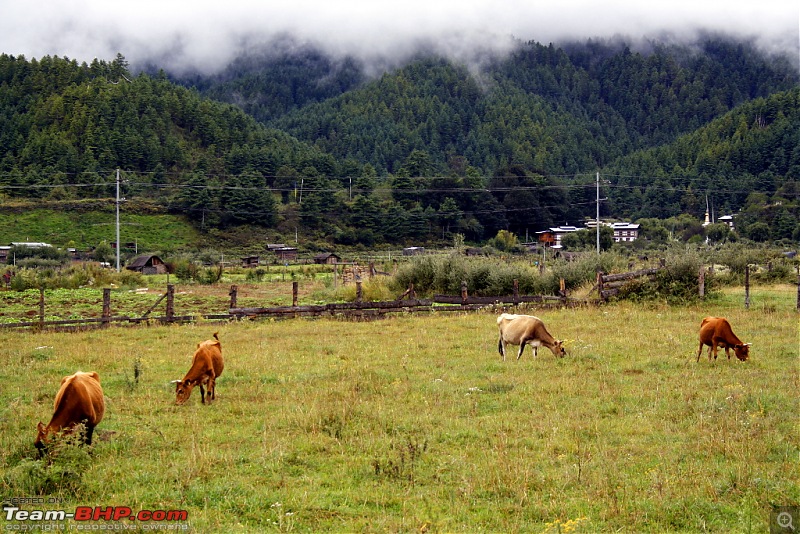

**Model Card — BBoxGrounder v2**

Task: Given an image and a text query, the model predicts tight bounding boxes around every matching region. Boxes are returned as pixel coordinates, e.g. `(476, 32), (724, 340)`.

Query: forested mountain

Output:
(0, 35), (798, 249)
(167, 38), (366, 124)
(207, 37), (798, 177)
(602, 88), (800, 240)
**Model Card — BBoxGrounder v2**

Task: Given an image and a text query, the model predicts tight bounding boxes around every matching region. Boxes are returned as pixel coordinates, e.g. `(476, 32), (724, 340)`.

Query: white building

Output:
(609, 222), (640, 243)
(717, 215), (734, 229)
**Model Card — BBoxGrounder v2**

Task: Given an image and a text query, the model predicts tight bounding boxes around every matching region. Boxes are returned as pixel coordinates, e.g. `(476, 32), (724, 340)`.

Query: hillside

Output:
(212, 37), (798, 176)
(1, 36), (799, 251)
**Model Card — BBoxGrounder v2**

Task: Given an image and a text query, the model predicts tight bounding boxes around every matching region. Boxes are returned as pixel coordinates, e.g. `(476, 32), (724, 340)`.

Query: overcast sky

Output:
(1, 1), (797, 73)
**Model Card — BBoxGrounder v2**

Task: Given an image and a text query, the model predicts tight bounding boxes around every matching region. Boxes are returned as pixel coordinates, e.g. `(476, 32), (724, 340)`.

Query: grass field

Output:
(0, 290), (797, 532)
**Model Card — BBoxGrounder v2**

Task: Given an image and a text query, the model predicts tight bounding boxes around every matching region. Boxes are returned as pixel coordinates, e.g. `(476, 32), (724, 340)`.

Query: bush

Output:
(390, 254), (612, 297)
(616, 248), (714, 304)
(246, 268), (267, 282)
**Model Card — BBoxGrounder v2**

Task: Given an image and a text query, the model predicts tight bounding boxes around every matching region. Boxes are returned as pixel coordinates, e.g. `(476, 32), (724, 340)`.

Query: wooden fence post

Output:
(355, 281), (362, 302)
(461, 281), (468, 305)
(796, 267), (799, 311)
(698, 267), (705, 299)
(597, 271), (604, 301)
(38, 288), (45, 328)
(513, 279), (519, 303)
(409, 283), (415, 300)
(292, 281), (299, 306)
(229, 285), (238, 309)
(559, 278), (566, 303)
(744, 265), (750, 309)
(166, 284), (175, 322)
(102, 288), (111, 326)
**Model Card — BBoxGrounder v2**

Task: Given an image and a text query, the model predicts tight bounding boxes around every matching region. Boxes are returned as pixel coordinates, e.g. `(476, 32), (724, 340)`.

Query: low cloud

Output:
(1, 1), (797, 73)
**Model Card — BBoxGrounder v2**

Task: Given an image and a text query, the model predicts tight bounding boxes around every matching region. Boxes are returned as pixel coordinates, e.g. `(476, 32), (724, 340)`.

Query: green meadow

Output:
(0, 294), (797, 532)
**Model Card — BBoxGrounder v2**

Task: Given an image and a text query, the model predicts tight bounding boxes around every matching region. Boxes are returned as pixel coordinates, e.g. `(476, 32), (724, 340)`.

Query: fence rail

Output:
(2, 265), (798, 330)
(0, 280), (586, 330)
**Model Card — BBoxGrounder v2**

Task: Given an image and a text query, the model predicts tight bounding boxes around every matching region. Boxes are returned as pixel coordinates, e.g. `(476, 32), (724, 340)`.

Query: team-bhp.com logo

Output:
(4, 505), (188, 530)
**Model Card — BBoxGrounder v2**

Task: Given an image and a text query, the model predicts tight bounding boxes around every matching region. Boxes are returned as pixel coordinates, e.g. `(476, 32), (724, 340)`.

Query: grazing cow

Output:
(35, 371), (105, 452)
(497, 313), (567, 361)
(173, 333), (224, 405)
(697, 316), (750, 362)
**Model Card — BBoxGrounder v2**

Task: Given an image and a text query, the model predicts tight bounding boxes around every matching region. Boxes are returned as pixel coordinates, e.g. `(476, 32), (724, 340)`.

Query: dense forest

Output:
(0, 35), (798, 250)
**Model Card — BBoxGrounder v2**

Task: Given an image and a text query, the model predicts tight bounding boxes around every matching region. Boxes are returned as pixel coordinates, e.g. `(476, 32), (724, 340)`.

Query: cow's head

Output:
(733, 343), (750, 361)
(172, 379), (194, 405)
(34, 422), (48, 453)
(553, 340), (567, 358)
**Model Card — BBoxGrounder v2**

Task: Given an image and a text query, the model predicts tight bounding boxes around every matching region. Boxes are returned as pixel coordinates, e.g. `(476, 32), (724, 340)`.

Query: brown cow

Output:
(497, 313), (567, 360)
(697, 316), (750, 362)
(35, 371), (105, 452)
(173, 333), (224, 405)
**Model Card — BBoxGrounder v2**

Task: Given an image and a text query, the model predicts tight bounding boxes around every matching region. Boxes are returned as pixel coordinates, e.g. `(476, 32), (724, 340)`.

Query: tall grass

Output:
(391, 253), (627, 297)
(0, 296), (797, 532)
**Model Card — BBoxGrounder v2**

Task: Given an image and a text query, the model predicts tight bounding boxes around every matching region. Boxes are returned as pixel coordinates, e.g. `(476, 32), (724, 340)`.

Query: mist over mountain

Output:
(1, 1), (797, 76)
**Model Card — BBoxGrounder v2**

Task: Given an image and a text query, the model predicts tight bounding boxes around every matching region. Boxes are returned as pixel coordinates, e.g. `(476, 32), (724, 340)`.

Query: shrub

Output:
(246, 268), (268, 282)
(616, 249), (713, 304)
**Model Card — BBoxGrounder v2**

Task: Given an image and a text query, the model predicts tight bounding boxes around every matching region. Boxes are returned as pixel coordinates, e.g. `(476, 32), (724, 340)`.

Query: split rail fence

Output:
(0, 279), (582, 331)
(2, 264), (798, 331)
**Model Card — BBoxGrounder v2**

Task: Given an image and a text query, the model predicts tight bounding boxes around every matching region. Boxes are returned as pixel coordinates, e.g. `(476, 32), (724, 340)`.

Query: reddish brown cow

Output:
(173, 333), (224, 405)
(497, 313), (567, 360)
(697, 316), (750, 362)
(35, 371), (105, 452)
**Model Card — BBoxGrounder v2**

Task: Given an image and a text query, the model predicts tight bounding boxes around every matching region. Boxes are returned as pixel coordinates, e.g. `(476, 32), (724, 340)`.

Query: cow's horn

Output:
(170, 379), (182, 384)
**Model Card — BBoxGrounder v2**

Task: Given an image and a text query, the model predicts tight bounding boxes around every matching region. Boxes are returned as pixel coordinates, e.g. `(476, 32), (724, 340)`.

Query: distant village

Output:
(0, 214), (737, 274)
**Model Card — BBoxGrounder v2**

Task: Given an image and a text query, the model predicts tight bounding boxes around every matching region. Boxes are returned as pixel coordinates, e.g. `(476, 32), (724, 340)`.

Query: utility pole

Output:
(596, 171), (600, 255)
(116, 168), (121, 272)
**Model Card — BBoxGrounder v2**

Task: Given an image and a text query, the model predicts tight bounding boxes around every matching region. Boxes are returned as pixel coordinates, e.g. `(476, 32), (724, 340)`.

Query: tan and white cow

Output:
(497, 313), (567, 361)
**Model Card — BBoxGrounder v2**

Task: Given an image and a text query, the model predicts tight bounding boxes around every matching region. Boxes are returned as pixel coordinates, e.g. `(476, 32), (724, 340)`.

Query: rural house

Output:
(314, 253), (341, 264)
(609, 222), (640, 243)
(535, 226), (579, 248)
(126, 254), (167, 275)
(267, 245), (297, 261)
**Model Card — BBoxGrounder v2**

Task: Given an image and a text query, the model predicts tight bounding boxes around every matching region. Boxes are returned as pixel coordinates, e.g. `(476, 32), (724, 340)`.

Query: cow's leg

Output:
(498, 336), (506, 361)
(208, 377), (216, 402)
(517, 341), (526, 360)
(697, 341), (704, 362)
(85, 423), (95, 446)
(199, 383), (206, 404)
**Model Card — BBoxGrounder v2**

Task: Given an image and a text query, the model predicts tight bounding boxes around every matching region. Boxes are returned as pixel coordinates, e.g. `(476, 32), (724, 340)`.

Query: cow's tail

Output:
(497, 336), (504, 358)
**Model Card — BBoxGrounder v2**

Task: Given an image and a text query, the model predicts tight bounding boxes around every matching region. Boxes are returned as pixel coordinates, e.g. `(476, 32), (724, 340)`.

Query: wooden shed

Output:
(314, 253), (341, 265)
(126, 254), (168, 275)
(241, 256), (260, 268)
(272, 247), (298, 261)
(403, 247), (425, 256)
